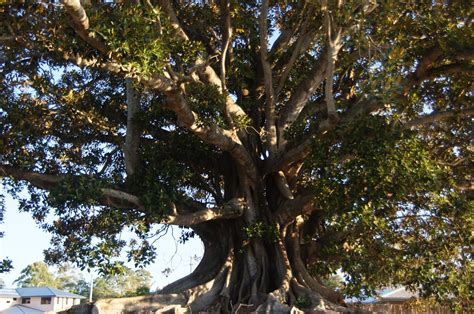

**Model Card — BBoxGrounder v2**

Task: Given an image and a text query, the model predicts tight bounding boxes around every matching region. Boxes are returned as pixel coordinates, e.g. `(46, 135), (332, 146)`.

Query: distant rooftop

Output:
(378, 286), (418, 302)
(1, 304), (44, 314)
(0, 287), (85, 299)
(0, 289), (20, 297)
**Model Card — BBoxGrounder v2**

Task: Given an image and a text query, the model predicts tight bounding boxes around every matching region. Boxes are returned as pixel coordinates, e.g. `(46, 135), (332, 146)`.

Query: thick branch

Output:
(0, 165), (245, 226)
(277, 52), (328, 141)
(220, 0), (232, 91)
(275, 8), (315, 96)
(156, 0), (249, 126)
(124, 78), (141, 176)
(169, 198), (246, 225)
(403, 108), (474, 129)
(157, 0), (189, 41)
(259, 0), (277, 154)
(322, 2), (342, 117)
(274, 192), (315, 225)
(62, 52), (174, 92)
(62, 0), (109, 54)
(269, 1), (307, 59)
(164, 92), (258, 182)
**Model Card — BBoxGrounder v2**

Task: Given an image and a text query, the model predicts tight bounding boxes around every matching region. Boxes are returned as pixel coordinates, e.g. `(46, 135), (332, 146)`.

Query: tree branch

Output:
(402, 108), (474, 129)
(274, 192), (316, 226)
(124, 78), (141, 176)
(0, 165), (246, 226)
(169, 198), (246, 226)
(155, 0), (249, 126)
(277, 51), (328, 144)
(220, 0), (232, 91)
(164, 91), (258, 182)
(322, 1), (343, 118)
(157, 0), (189, 41)
(62, 0), (110, 55)
(259, 0), (277, 155)
(275, 7), (315, 96)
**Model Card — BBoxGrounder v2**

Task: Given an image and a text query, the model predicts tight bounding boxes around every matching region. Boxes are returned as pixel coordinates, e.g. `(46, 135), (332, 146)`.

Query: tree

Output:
(0, 1), (472, 312)
(14, 262), (59, 288)
(77, 267), (152, 300)
(0, 195), (13, 274)
(56, 263), (84, 292)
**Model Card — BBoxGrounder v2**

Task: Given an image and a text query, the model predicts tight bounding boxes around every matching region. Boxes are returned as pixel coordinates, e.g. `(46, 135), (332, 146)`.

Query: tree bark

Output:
(156, 165), (346, 313)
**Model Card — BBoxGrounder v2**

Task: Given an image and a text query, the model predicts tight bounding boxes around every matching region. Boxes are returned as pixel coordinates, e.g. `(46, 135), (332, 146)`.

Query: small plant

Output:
(295, 296), (311, 309)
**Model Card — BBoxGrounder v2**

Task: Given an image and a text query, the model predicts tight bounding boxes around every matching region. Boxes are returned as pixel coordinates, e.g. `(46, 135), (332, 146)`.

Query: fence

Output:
(350, 303), (453, 314)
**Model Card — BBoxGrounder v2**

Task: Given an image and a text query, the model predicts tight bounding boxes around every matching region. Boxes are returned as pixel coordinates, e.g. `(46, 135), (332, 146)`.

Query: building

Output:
(0, 287), (85, 314)
(376, 286), (418, 303)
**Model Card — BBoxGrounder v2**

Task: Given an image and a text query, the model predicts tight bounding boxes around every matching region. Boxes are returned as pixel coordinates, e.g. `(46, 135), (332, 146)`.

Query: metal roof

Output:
(0, 289), (20, 297)
(0, 304), (44, 314)
(378, 286), (418, 301)
(13, 287), (85, 299)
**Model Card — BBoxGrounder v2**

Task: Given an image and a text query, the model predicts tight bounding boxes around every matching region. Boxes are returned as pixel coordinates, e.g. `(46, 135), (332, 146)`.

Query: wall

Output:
(0, 297), (20, 311)
(53, 297), (81, 312)
(92, 294), (187, 314)
(23, 296), (55, 312)
(350, 303), (453, 314)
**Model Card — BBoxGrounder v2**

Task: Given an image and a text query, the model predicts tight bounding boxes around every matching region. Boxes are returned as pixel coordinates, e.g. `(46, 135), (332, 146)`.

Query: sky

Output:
(0, 190), (204, 290)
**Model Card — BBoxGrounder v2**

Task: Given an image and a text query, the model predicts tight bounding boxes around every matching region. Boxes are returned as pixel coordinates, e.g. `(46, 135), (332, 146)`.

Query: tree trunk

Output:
(159, 172), (347, 313)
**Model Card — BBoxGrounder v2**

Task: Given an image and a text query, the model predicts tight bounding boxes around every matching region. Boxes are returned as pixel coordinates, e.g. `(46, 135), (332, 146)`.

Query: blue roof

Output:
(14, 287), (85, 299)
(0, 289), (20, 297)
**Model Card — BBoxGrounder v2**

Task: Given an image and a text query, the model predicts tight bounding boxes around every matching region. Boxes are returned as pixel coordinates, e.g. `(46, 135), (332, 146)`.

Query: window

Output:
(22, 298), (31, 304)
(13, 298), (17, 301)
(65, 298), (68, 305)
(57, 297), (60, 304)
(41, 297), (52, 304)
(6, 300), (10, 303)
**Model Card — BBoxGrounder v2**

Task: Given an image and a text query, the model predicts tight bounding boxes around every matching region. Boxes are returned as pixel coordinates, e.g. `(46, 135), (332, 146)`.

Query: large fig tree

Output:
(1, 1), (472, 312)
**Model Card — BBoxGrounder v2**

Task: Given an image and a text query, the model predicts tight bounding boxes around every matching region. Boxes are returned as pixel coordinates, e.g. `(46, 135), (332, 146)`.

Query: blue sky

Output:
(0, 189), (203, 290)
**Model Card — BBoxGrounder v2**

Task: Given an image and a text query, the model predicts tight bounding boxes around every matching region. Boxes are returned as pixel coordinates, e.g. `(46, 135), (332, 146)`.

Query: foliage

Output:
(0, 0), (472, 310)
(13, 262), (151, 300)
(14, 262), (60, 288)
(0, 258), (13, 274)
(77, 267), (152, 300)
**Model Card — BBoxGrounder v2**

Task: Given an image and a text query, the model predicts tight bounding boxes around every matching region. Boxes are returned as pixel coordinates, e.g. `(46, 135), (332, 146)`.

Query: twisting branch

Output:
(402, 108), (474, 129)
(274, 192), (316, 225)
(157, 0), (249, 126)
(0, 165), (246, 226)
(277, 52), (328, 142)
(62, 0), (109, 55)
(157, 0), (189, 41)
(164, 92), (258, 182)
(259, 0), (278, 155)
(169, 198), (246, 226)
(322, 0), (343, 118)
(124, 78), (141, 177)
(269, 1), (307, 59)
(220, 0), (232, 91)
(275, 7), (315, 96)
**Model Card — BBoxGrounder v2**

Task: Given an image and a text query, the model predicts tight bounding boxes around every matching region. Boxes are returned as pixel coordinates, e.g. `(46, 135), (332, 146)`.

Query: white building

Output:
(0, 287), (85, 314)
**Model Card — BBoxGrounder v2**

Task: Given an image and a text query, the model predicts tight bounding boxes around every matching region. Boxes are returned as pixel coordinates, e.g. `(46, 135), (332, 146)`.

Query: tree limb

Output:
(274, 192), (316, 225)
(275, 7), (315, 96)
(157, 0), (189, 41)
(169, 198), (246, 226)
(402, 108), (474, 129)
(259, 0), (277, 155)
(322, 1), (343, 118)
(220, 0), (232, 91)
(277, 51), (328, 143)
(0, 165), (246, 226)
(164, 91), (258, 182)
(124, 78), (141, 176)
(62, 0), (110, 55)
